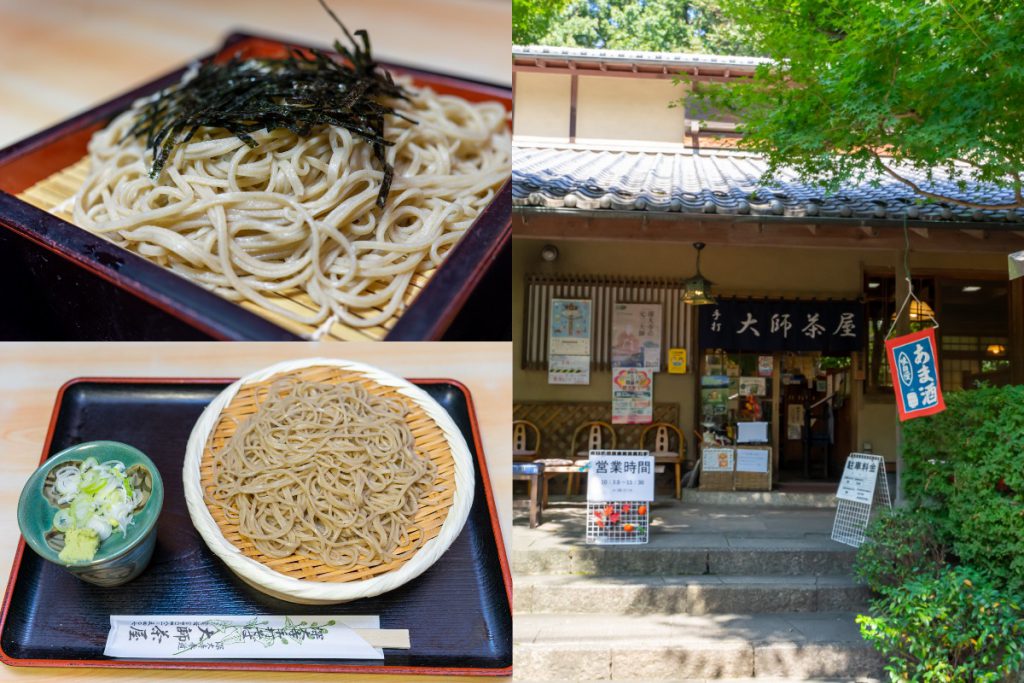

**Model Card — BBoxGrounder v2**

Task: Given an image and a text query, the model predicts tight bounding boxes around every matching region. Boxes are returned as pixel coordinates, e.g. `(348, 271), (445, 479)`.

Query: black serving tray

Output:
(0, 378), (511, 676)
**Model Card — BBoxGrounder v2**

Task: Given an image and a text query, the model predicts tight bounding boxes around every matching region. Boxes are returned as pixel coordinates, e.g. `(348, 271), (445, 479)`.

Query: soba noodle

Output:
(206, 379), (437, 570)
(71, 75), (510, 330)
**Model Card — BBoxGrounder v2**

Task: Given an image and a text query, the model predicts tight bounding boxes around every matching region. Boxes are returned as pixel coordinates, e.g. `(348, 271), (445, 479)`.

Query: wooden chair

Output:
(567, 421), (617, 496)
(512, 420), (541, 463)
(641, 422), (687, 499)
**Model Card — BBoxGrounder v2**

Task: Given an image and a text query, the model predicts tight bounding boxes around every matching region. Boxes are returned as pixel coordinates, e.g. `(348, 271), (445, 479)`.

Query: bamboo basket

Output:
(182, 358), (474, 604)
(699, 447), (735, 491)
(17, 158), (438, 341)
(733, 447), (773, 492)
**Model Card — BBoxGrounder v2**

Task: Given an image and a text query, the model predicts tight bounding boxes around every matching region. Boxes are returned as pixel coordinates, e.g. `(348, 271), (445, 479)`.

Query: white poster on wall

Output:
(611, 367), (654, 424)
(550, 299), (592, 356)
(611, 303), (662, 369)
(548, 355), (590, 385)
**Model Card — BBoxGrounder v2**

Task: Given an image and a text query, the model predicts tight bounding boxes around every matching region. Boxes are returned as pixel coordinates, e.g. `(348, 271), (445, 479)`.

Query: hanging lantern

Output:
(682, 242), (716, 305)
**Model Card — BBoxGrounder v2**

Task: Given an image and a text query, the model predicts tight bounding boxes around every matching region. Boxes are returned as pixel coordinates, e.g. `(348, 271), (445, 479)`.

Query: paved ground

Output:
(514, 500), (848, 552)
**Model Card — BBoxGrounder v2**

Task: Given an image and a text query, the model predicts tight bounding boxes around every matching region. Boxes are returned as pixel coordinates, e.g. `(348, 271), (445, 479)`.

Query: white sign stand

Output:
(831, 453), (892, 548)
(586, 450), (653, 545)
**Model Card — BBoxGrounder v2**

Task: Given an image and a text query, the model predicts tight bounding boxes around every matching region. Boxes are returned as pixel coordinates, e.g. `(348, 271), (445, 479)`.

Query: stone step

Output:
(680, 490), (838, 508)
(515, 679), (881, 683)
(515, 575), (870, 615)
(512, 546), (857, 577)
(514, 612), (884, 681)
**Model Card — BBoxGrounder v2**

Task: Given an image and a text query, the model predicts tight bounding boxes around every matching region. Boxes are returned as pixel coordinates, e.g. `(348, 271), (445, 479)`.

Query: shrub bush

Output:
(853, 509), (949, 595)
(857, 567), (1024, 683)
(901, 384), (1024, 594)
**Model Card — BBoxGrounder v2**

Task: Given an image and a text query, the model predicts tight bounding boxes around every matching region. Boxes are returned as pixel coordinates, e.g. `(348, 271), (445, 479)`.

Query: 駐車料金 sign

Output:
(836, 456), (880, 504)
(698, 299), (863, 353)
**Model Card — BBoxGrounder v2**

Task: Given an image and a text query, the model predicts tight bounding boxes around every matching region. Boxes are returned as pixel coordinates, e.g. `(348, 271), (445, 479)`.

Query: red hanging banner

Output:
(884, 327), (946, 421)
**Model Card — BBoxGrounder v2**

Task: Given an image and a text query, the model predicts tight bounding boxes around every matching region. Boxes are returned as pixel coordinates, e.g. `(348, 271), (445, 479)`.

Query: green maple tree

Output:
(684, 0), (1024, 210)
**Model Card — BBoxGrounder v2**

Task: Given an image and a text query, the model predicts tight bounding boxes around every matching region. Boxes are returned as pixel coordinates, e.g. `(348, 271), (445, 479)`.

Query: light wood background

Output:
(0, 0), (511, 148)
(0, 342), (511, 682)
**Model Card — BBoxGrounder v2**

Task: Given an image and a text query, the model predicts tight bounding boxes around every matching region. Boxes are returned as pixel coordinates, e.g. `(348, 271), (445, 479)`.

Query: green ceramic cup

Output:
(17, 441), (164, 587)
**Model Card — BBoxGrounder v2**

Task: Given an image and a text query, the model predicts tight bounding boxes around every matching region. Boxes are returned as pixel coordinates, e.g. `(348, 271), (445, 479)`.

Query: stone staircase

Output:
(512, 502), (884, 681)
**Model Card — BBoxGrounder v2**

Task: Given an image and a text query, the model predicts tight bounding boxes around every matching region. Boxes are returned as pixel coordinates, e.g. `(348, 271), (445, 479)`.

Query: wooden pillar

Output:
(569, 73), (578, 143)
(1011, 278), (1024, 385)
(893, 259), (911, 506)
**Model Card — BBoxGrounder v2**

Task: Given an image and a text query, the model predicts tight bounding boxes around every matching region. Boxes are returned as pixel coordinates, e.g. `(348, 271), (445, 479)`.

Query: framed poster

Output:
(611, 368), (654, 424)
(612, 303), (662, 369)
(787, 404), (805, 440)
(550, 299), (592, 356)
(738, 376), (766, 397)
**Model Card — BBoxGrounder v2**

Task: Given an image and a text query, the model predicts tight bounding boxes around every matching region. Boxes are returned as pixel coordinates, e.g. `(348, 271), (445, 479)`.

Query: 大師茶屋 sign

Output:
(698, 299), (864, 353)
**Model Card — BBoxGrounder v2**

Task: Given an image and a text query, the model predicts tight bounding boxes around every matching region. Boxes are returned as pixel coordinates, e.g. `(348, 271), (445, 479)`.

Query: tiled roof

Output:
(513, 45), (769, 70)
(513, 145), (1024, 224)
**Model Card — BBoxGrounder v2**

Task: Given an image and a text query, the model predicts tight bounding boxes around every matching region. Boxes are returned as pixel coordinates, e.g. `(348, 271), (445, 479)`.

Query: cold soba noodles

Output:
(206, 379), (437, 570)
(70, 7), (509, 330)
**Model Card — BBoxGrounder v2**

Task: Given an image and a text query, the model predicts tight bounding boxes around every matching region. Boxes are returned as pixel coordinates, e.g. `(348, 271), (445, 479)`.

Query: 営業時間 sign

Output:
(698, 299), (864, 353)
(587, 451), (655, 502)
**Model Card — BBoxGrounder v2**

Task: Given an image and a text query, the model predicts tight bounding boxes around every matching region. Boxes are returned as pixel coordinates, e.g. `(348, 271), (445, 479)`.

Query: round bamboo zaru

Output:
(184, 358), (474, 603)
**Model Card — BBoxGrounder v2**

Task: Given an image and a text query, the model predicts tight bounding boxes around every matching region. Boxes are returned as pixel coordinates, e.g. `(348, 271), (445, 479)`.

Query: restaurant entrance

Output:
(777, 353), (852, 482)
(698, 349), (853, 484)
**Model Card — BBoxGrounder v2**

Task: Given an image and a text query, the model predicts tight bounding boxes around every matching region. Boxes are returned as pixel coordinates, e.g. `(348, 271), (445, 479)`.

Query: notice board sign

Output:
(587, 450), (655, 502)
(836, 455), (881, 504)
(735, 448), (770, 473)
(548, 355), (590, 385)
(586, 450), (653, 545)
(885, 327), (945, 421)
(831, 453), (892, 548)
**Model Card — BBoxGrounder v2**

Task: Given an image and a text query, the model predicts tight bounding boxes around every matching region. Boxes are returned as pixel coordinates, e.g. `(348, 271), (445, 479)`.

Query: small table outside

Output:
(513, 462), (545, 528)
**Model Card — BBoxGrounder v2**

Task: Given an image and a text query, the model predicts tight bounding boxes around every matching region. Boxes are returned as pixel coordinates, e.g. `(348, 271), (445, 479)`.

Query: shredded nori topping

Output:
(127, 0), (412, 208)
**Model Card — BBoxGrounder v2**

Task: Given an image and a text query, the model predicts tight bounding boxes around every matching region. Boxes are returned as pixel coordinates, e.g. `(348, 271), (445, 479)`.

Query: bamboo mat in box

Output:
(17, 157), (439, 341)
(201, 364), (456, 582)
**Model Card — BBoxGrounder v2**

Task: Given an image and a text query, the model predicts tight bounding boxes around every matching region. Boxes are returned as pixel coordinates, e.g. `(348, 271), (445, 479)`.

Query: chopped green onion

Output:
(49, 458), (141, 552)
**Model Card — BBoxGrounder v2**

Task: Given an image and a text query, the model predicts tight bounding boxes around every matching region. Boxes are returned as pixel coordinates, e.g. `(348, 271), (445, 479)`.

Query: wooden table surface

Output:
(0, 342), (511, 682)
(0, 0), (511, 149)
